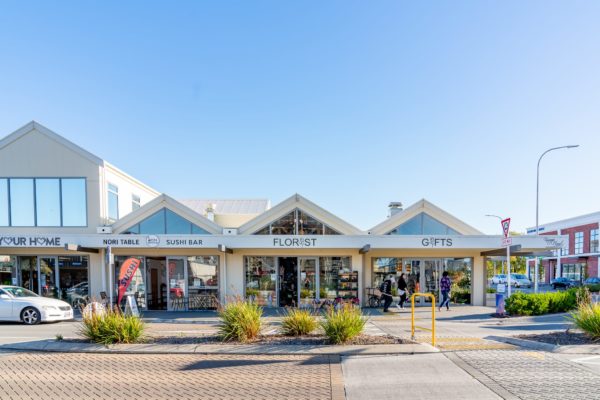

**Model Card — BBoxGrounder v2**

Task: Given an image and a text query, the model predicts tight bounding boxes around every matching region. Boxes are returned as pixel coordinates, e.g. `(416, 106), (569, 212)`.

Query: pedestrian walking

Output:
(380, 275), (394, 312)
(439, 271), (451, 311)
(396, 273), (408, 309)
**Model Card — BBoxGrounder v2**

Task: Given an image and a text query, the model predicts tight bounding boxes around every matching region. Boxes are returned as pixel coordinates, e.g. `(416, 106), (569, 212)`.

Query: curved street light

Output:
(534, 145), (580, 293)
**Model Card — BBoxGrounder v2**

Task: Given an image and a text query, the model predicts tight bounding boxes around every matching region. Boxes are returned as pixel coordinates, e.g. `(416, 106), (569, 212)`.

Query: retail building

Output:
(0, 122), (564, 309)
(526, 213), (600, 283)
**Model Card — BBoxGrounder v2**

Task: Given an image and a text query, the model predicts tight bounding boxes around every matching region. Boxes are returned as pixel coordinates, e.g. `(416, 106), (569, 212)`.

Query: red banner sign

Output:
(117, 258), (141, 305)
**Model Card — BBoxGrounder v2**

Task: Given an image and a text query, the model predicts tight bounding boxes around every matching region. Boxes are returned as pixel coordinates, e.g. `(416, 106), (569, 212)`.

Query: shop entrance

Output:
(146, 257), (167, 310)
(277, 257), (320, 308)
(278, 257), (297, 307)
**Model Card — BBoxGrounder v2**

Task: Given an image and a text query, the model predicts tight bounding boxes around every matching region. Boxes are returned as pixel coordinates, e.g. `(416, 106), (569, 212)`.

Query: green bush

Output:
(320, 304), (366, 344)
(218, 298), (262, 342)
(505, 289), (577, 316)
(281, 308), (318, 336)
(585, 284), (600, 293)
(571, 303), (600, 339)
(450, 287), (471, 304)
(79, 307), (145, 345)
(486, 287), (497, 294)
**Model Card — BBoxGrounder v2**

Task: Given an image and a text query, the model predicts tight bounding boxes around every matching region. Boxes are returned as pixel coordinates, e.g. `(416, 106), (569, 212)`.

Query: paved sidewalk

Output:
(0, 351), (344, 400)
(343, 353), (500, 400)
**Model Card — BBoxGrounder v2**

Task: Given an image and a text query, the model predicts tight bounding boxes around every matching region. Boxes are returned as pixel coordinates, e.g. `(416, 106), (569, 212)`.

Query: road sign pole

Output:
(506, 237), (511, 297)
(534, 258), (539, 293)
(501, 218), (512, 298)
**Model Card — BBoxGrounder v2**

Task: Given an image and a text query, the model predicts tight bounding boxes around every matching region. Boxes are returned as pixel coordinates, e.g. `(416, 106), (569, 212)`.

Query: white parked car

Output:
(511, 274), (532, 288)
(491, 274), (508, 284)
(0, 286), (74, 325)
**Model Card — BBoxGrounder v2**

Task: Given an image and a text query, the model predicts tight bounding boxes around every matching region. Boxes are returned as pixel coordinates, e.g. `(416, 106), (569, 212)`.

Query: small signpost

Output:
(125, 294), (140, 317)
(501, 218), (512, 298)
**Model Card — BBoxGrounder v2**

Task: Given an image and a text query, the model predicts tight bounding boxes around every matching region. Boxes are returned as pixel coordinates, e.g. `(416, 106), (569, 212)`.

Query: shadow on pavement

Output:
(180, 355), (329, 371)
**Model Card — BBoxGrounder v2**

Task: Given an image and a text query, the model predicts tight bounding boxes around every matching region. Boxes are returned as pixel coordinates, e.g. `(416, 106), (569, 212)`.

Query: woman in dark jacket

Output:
(397, 273), (408, 309)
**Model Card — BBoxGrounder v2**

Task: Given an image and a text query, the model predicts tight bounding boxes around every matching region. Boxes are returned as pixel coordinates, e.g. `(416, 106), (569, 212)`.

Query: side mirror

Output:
(0, 294), (10, 300)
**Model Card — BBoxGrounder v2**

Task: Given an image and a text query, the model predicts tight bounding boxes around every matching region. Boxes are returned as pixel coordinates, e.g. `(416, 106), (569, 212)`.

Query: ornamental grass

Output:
(280, 308), (318, 336)
(218, 297), (263, 342)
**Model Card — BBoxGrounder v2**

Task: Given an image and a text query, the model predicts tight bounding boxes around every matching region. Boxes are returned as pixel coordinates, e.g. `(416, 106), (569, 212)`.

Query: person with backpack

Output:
(380, 275), (394, 312)
(439, 271), (452, 311)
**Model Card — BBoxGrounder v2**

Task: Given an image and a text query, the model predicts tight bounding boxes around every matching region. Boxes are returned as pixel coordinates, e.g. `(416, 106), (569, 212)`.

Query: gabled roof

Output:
(368, 199), (482, 235)
(179, 199), (271, 215)
(0, 121), (103, 165)
(237, 193), (363, 235)
(111, 194), (223, 234)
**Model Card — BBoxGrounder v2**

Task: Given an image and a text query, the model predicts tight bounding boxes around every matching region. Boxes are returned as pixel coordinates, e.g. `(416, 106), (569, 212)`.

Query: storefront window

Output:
(39, 257), (58, 298)
(319, 257), (352, 300)
(443, 258), (472, 304)
(0, 255), (16, 285)
(115, 256), (146, 309)
(245, 256), (276, 306)
(187, 256), (219, 310)
(562, 263), (586, 282)
(0, 179), (8, 226)
(59, 256), (89, 306)
(372, 258), (401, 289)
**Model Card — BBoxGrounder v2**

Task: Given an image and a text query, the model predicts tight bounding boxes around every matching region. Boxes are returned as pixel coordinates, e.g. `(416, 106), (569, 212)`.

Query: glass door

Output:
(423, 259), (442, 303)
(278, 257), (298, 307)
(19, 256), (38, 294)
(298, 258), (318, 307)
(39, 257), (59, 298)
(167, 257), (187, 311)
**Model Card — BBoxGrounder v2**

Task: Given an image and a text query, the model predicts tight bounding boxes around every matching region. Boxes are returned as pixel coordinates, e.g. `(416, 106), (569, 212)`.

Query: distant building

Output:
(526, 213), (600, 283)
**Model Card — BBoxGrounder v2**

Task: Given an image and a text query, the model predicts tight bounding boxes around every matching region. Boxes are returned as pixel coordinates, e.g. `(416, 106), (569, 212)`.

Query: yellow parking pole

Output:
(410, 293), (436, 347)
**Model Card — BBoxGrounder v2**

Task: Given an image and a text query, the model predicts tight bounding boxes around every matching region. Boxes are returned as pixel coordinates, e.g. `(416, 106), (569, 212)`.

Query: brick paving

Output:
(0, 352), (342, 400)
(450, 349), (600, 400)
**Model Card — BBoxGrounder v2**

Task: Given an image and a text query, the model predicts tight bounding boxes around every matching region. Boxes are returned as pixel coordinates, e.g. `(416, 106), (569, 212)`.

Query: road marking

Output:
(570, 355), (600, 364)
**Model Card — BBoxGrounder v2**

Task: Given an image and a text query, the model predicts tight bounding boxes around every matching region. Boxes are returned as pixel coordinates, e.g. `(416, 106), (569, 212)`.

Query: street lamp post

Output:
(535, 145), (579, 293)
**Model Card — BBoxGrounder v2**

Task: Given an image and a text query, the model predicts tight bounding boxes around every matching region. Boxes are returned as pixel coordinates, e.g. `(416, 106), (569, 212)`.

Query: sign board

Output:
(502, 237), (512, 247)
(125, 295), (140, 317)
(501, 218), (511, 238)
(497, 283), (506, 293)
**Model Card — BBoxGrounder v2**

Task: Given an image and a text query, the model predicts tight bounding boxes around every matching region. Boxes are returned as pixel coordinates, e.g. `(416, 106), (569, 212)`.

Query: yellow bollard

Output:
(410, 293), (436, 347)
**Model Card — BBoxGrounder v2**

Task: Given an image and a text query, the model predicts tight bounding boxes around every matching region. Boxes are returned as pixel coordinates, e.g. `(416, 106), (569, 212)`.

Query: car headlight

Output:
(42, 305), (57, 311)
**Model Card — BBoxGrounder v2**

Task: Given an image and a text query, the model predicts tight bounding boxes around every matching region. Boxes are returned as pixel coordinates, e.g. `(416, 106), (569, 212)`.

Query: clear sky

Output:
(0, 1), (598, 234)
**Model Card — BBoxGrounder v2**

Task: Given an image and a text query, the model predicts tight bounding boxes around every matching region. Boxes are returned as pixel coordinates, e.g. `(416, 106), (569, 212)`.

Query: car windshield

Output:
(513, 274), (527, 279)
(2, 287), (38, 298)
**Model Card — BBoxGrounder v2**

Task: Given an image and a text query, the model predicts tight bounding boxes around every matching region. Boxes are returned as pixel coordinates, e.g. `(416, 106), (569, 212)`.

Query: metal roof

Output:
(179, 199), (271, 215)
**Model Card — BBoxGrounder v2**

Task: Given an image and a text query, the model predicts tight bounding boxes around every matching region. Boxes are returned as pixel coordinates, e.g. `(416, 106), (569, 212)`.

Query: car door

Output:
(0, 289), (13, 319)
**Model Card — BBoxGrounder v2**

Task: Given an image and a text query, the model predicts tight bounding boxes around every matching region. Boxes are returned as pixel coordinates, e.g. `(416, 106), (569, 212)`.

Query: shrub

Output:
(571, 303), (600, 340)
(486, 287), (497, 294)
(450, 287), (471, 304)
(281, 308), (318, 336)
(586, 284), (600, 293)
(505, 289), (577, 316)
(576, 286), (592, 308)
(79, 307), (145, 345)
(218, 298), (262, 342)
(320, 303), (366, 344)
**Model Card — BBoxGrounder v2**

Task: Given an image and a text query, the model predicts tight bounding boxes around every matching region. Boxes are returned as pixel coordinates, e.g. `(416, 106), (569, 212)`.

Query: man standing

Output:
(380, 275), (394, 312)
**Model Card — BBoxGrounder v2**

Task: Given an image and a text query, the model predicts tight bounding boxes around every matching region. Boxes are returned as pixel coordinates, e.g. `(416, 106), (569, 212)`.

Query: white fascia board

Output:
(526, 211), (600, 234)
(0, 233), (566, 251)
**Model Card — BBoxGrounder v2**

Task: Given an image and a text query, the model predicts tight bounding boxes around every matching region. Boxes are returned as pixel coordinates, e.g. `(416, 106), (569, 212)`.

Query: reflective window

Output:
(124, 208), (210, 234)
(0, 255), (16, 285)
(388, 212), (460, 235)
(108, 183), (119, 221)
(59, 256), (89, 306)
(245, 256), (276, 306)
(187, 256), (219, 310)
(61, 179), (87, 226)
(36, 179), (61, 226)
(372, 257), (401, 288)
(562, 241), (570, 256)
(0, 179), (8, 226)
(254, 209), (340, 235)
(9, 179), (34, 226)
(132, 194), (141, 211)
(166, 209), (191, 234)
(591, 229), (599, 253)
(575, 232), (584, 254)
(319, 257), (352, 300)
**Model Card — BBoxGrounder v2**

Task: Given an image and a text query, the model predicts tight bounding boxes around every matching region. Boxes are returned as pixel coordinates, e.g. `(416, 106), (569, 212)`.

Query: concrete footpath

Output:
(343, 352), (501, 400)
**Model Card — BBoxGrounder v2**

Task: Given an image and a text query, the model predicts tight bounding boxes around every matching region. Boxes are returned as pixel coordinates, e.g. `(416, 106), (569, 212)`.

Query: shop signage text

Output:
(273, 238), (317, 248)
(421, 237), (453, 247)
(0, 236), (61, 247)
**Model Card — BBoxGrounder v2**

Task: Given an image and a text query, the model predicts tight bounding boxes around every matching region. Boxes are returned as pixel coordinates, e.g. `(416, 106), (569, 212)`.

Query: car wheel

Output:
(21, 307), (41, 325)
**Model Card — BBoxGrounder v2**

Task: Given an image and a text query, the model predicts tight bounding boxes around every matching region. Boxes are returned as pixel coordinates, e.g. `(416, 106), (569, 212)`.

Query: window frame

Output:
(0, 177), (87, 227)
(107, 182), (119, 222)
(574, 231), (584, 255)
(132, 194), (141, 211)
(591, 229), (599, 253)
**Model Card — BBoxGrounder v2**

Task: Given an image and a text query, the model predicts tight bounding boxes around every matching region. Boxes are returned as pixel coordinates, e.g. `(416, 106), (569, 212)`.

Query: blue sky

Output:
(0, 1), (598, 233)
